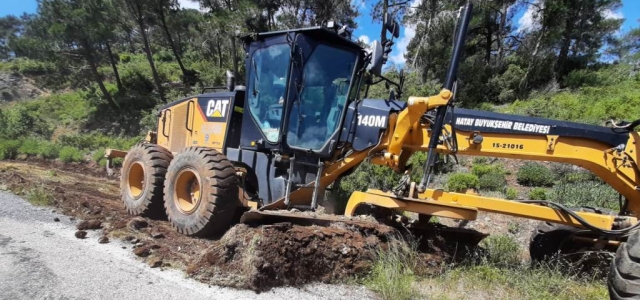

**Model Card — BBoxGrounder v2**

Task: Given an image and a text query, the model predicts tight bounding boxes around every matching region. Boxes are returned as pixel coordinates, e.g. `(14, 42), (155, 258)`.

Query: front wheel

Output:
(120, 143), (172, 217)
(163, 147), (239, 237)
(608, 229), (640, 299)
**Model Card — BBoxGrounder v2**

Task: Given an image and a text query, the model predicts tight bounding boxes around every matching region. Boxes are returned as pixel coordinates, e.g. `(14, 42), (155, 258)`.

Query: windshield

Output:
(286, 45), (358, 151)
(247, 44), (291, 142)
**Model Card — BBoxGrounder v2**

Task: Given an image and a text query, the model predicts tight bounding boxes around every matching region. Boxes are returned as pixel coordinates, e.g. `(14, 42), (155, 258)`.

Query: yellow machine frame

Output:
(271, 89), (638, 231)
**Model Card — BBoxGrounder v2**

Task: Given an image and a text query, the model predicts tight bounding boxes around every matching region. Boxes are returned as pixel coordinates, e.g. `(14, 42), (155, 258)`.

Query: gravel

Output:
(0, 191), (375, 300)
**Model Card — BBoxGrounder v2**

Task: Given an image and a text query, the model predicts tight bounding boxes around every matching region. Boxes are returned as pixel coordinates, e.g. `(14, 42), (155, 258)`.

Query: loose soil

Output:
(0, 160), (487, 291)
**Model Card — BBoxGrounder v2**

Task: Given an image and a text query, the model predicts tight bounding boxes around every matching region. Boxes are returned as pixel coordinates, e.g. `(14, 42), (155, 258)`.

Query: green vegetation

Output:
(529, 188), (548, 200)
(425, 264), (607, 300)
(505, 187), (518, 200)
(517, 162), (555, 187)
(0, 140), (21, 160)
(25, 186), (55, 206)
(58, 146), (84, 163)
(552, 181), (618, 210)
(504, 65), (640, 125)
(365, 238), (419, 300)
(447, 173), (479, 192)
(472, 163), (505, 178)
(478, 172), (507, 192)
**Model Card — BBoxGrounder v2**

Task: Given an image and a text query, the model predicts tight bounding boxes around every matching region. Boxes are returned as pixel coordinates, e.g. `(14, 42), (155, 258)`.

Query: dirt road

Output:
(0, 190), (374, 300)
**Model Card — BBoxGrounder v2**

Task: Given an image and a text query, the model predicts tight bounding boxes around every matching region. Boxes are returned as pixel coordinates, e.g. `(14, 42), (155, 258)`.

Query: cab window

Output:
(247, 44), (291, 142)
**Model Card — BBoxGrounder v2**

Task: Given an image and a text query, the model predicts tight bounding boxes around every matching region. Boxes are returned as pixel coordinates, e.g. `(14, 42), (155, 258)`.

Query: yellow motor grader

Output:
(106, 3), (639, 298)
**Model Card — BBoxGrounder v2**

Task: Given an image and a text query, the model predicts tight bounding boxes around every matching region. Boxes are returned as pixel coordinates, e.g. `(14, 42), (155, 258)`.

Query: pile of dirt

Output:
(188, 222), (398, 290)
(0, 160), (485, 291)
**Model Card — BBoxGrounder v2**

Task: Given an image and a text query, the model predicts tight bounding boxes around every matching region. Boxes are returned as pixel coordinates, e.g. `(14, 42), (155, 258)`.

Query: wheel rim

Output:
(174, 168), (202, 214)
(128, 162), (145, 199)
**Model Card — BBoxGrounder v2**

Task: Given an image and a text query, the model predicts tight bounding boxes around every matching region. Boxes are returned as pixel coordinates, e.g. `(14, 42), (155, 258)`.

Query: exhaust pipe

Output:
(226, 70), (235, 92)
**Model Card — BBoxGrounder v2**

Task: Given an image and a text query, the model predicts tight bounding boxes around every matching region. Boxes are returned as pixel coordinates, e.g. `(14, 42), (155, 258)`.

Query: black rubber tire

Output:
(608, 229), (640, 299)
(163, 147), (239, 237)
(120, 143), (173, 217)
(529, 207), (614, 262)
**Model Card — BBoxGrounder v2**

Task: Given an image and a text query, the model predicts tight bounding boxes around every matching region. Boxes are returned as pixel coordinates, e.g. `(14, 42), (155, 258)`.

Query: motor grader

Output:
(106, 3), (639, 298)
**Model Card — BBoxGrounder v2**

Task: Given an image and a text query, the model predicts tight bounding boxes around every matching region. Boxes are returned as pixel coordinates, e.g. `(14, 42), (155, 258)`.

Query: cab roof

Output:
(240, 26), (362, 51)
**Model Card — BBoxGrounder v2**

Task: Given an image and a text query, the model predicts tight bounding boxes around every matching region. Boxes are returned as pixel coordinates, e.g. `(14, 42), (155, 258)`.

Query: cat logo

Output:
(206, 99), (230, 118)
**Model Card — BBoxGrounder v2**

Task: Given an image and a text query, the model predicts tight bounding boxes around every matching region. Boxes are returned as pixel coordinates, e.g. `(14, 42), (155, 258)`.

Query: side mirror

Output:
(383, 13), (400, 39)
(368, 40), (384, 76)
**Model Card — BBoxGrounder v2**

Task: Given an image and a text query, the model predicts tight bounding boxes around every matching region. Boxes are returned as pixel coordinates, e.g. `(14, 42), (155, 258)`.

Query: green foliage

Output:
(0, 139), (21, 159)
(25, 186), (55, 206)
(479, 172), (507, 192)
(57, 133), (139, 151)
(479, 235), (521, 268)
(58, 146), (84, 163)
(504, 65), (640, 125)
(472, 163), (505, 177)
(17, 138), (61, 159)
(505, 187), (518, 200)
(38, 142), (60, 159)
(365, 239), (419, 300)
(428, 264), (608, 300)
(529, 188), (547, 200)
(7, 58), (56, 75)
(447, 173), (479, 192)
(551, 181), (618, 210)
(517, 162), (555, 187)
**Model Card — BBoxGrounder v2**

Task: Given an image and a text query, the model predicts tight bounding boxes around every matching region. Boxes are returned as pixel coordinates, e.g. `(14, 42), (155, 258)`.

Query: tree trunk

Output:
(520, 26), (546, 94)
(485, 10), (492, 65)
(83, 40), (118, 110)
(137, 15), (166, 102)
(216, 39), (223, 68)
(497, 3), (507, 62)
(230, 34), (238, 79)
(158, 6), (188, 81)
(380, 0), (389, 43)
(555, 18), (574, 78)
(105, 40), (124, 91)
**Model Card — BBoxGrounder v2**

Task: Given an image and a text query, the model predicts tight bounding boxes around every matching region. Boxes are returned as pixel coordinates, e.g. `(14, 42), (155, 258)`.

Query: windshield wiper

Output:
(252, 58), (259, 97)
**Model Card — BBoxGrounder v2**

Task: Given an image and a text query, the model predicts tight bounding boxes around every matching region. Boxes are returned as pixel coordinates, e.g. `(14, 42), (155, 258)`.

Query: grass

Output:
(25, 186), (55, 206)
(422, 264), (608, 300)
(365, 233), (607, 300)
(364, 237), (420, 300)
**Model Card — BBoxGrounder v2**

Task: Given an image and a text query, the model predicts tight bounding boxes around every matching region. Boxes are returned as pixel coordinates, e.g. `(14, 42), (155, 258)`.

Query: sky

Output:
(2, 0), (639, 66)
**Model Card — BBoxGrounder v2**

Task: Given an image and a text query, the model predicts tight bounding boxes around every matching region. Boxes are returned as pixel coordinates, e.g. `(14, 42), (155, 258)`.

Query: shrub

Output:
(480, 235), (521, 268)
(38, 142), (60, 159)
(59, 146), (84, 163)
(551, 181), (618, 210)
(517, 162), (555, 187)
(529, 188), (547, 200)
(92, 149), (106, 163)
(479, 172), (507, 191)
(561, 172), (595, 183)
(0, 140), (22, 159)
(472, 163), (505, 177)
(505, 187), (518, 200)
(18, 138), (41, 156)
(447, 173), (479, 192)
(119, 53), (132, 63)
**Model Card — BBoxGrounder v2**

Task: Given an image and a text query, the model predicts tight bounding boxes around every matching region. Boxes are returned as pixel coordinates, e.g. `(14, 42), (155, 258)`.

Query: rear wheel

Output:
(120, 143), (172, 217)
(164, 147), (239, 237)
(530, 207), (615, 262)
(608, 229), (640, 299)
